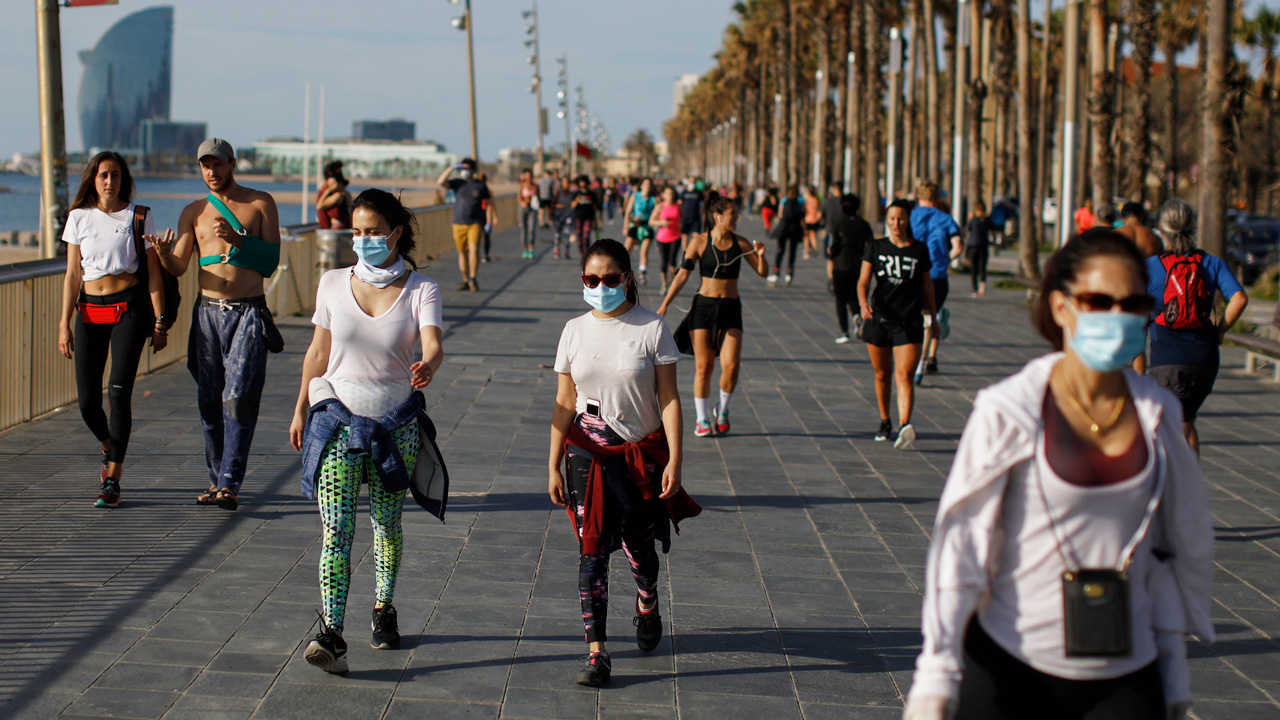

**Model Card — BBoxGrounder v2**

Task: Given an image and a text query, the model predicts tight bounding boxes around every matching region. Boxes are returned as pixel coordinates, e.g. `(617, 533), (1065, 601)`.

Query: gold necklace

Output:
(1054, 371), (1125, 434)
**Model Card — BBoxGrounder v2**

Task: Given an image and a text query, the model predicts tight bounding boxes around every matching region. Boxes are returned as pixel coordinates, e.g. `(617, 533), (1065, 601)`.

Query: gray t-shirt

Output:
(537, 176), (559, 200)
(554, 305), (680, 443)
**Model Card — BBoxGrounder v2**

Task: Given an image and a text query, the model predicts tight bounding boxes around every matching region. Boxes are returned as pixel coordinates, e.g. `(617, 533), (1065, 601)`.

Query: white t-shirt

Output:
(554, 305), (680, 443)
(62, 203), (155, 281)
(310, 268), (443, 418)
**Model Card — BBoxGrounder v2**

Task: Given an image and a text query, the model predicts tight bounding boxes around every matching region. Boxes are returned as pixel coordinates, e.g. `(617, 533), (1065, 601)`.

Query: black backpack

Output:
(131, 205), (182, 328)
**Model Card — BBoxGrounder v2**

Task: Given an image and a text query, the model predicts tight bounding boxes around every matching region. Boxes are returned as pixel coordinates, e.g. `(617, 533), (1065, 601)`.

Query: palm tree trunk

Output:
(1198, 0), (1234, 256)
(923, 0), (942, 181)
(1087, 0), (1114, 207)
(1035, 0), (1053, 249)
(847, 0), (866, 196)
(1016, 0), (1039, 278)
(966, 0), (986, 214)
(1126, 0), (1155, 203)
(864, 0), (885, 211)
(942, 6), (958, 199)
(903, 5), (920, 194)
(786, 0), (800, 187)
(1162, 36), (1180, 202)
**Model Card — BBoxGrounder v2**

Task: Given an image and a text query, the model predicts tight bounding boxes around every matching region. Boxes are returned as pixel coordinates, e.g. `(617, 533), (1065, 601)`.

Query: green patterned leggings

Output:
(316, 420), (418, 632)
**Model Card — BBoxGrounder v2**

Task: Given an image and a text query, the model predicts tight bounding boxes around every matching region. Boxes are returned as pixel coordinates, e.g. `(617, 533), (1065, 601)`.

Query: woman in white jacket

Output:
(906, 230), (1214, 720)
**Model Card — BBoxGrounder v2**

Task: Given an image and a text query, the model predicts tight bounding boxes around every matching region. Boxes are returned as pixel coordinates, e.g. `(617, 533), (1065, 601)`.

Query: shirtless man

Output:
(150, 138), (281, 511)
(1116, 202), (1162, 258)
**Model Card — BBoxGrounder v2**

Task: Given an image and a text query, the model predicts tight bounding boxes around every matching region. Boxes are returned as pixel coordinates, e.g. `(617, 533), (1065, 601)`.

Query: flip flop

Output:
(196, 486), (219, 505)
(214, 488), (238, 511)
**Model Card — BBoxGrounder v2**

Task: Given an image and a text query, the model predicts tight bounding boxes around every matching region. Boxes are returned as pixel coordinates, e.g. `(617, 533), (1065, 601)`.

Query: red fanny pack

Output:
(78, 301), (128, 325)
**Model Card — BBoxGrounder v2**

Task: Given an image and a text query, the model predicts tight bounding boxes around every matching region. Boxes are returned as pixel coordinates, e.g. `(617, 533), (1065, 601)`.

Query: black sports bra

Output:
(700, 234), (744, 280)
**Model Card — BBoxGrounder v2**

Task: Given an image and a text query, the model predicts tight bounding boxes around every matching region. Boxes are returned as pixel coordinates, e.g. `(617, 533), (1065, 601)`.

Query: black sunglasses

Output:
(1069, 291), (1155, 315)
(582, 272), (627, 289)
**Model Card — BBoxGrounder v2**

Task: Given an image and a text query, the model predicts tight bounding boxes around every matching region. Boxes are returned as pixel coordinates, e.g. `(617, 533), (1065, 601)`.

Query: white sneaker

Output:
(834, 335), (850, 344)
(767, 273), (778, 284)
(784, 273), (793, 286)
(893, 423), (916, 451)
(853, 316), (864, 340)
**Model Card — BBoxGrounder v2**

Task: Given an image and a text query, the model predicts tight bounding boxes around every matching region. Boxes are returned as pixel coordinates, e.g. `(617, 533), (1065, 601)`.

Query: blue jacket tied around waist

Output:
(300, 391), (449, 521)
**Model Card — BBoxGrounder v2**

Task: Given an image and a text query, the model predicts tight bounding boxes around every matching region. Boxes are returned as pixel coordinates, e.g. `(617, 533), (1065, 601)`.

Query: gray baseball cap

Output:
(197, 138), (235, 162)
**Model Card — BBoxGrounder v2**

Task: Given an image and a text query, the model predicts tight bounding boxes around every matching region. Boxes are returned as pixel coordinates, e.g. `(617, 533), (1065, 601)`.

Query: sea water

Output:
(0, 172), (363, 233)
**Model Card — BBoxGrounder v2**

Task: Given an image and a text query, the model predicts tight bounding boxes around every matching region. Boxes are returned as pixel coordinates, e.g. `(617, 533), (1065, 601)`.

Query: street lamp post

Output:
(1058, 0), (1082, 248)
(886, 28), (903, 203)
(524, 3), (545, 175)
(556, 55), (571, 175)
(450, 0), (480, 162)
(35, 0), (69, 258)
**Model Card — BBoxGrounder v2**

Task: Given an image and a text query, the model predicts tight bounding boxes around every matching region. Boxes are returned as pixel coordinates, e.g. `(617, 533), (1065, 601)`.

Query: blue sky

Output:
(4, 0), (1279, 162)
(2, 0), (734, 160)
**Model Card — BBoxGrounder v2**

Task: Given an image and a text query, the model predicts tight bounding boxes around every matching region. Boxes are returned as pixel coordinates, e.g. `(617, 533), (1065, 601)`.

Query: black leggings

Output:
(957, 620), (1165, 720)
(970, 245), (989, 290)
(657, 240), (680, 271)
(774, 234), (801, 272)
(75, 284), (153, 464)
(832, 270), (860, 334)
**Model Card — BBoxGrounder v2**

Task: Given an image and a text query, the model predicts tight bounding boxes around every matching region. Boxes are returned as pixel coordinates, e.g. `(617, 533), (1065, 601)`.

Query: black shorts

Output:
(932, 277), (950, 309)
(673, 295), (743, 356)
(657, 240), (680, 269)
(681, 217), (701, 235)
(1147, 364), (1219, 421)
(863, 316), (925, 348)
(627, 223), (653, 241)
(805, 222), (823, 232)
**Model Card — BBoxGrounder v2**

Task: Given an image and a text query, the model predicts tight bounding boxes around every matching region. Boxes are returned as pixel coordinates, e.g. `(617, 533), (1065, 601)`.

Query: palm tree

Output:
(1016, 0), (1039, 278)
(1087, 0), (1115, 207)
(625, 129), (659, 177)
(1246, 7), (1280, 204)
(1198, 0), (1234, 255)
(923, 0), (943, 182)
(1125, 0), (1157, 203)
(1159, 0), (1200, 201)
(864, 0), (886, 210)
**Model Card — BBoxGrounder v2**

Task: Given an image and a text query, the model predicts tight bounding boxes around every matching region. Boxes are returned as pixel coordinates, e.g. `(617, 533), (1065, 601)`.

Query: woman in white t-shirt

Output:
(549, 238), (698, 688)
(57, 151), (167, 510)
(288, 189), (444, 675)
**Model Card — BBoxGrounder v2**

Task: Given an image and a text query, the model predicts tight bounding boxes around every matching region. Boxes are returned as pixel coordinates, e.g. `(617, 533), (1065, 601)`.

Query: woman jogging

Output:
(657, 196), (768, 437)
(549, 238), (698, 687)
(803, 186), (822, 259)
(651, 186), (683, 292)
(58, 151), (168, 509)
(906, 229), (1213, 720)
(623, 178), (658, 285)
(856, 199), (938, 449)
(768, 185), (805, 286)
(289, 189), (446, 674)
(967, 201), (991, 297)
(759, 187), (778, 235)
(1145, 199), (1248, 455)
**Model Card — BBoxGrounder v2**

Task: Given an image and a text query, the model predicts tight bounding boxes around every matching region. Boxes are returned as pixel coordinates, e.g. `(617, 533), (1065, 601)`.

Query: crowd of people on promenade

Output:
(54, 137), (1259, 716)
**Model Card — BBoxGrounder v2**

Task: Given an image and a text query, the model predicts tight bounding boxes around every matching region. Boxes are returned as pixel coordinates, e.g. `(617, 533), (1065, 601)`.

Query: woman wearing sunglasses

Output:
(906, 230), (1213, 720)
(549, 238), (699, 688)
(1145, 199), (1247, 456)
(656, 195), (768, 437)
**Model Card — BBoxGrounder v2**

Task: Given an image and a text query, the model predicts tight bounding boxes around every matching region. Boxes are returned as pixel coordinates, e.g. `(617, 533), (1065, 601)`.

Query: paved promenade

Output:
(2, 216), (1279, 720)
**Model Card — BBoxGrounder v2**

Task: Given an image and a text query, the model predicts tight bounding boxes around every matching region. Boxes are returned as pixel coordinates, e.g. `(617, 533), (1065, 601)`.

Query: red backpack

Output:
(1154, 251), (1212, 330)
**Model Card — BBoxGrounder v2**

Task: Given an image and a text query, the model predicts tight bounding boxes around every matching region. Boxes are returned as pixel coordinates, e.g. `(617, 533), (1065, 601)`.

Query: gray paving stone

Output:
(2, 220), (1278, 717)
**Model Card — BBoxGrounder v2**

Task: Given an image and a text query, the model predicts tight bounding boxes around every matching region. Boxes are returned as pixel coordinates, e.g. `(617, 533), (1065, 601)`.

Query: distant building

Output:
(78, 6), (173, 153)
(497, 147), (541, 180)
(352, 119), (417, 142)
(673, 74), (700, 115)
(140, 120), (206, 159)
(252, 139), (458, 180)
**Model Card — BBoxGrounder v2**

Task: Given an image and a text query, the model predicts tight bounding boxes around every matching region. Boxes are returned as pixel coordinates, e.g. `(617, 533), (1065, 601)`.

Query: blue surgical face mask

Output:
(583, 283), (627, 313)
(1066, 307), (1148, 373)
(353, 234), (392, 266)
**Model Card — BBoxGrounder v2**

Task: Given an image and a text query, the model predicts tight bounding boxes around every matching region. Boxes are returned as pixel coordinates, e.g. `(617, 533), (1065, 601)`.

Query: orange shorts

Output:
(452, 224), (482, 252)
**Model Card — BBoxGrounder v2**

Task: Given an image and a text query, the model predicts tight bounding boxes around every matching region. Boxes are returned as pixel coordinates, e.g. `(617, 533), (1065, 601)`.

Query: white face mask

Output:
(353, 257), (408, 288)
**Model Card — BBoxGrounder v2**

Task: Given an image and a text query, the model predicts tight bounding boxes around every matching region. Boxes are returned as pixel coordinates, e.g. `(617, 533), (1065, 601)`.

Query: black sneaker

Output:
(925, 358), (938, 375)
(304, 611), (349, 674)
(633, 598), (663, 653)
(575, 651), (611, 687)
(95, 478), (120, 508)
(874, 419), (893, 442)
(371, 604), (400, 650)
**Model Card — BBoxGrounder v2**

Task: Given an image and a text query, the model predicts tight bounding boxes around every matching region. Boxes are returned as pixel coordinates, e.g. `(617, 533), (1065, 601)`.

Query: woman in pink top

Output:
(518, 169), (539, 259)
(650, 186), (683, 291)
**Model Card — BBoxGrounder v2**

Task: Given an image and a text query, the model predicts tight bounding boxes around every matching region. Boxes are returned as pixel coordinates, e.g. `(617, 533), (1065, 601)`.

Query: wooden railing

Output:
(0, 194), (517, 432)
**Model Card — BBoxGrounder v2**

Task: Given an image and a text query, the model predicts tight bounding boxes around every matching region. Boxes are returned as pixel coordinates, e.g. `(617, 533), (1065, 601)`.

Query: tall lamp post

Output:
(523, 4), (545, 175)
(449, 0), (480, 162)
(35, 0), (69, 258)
(556, 55), (571, 175)
(950, 0), (971, 228)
